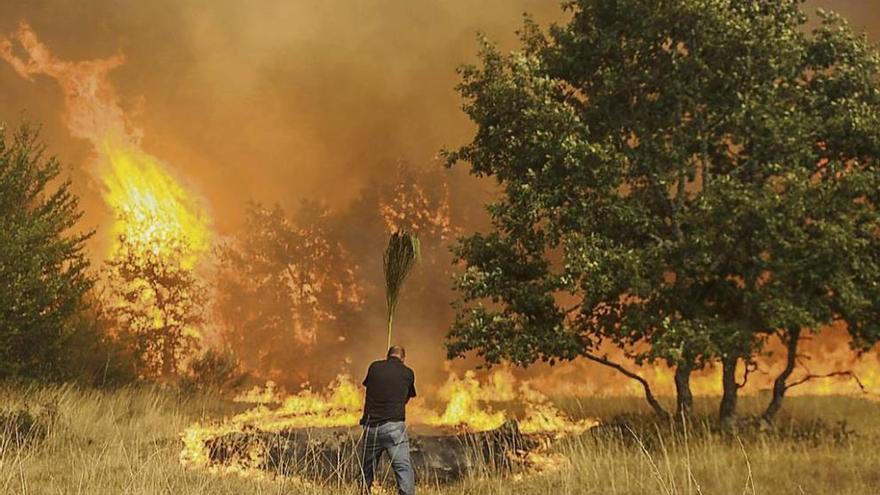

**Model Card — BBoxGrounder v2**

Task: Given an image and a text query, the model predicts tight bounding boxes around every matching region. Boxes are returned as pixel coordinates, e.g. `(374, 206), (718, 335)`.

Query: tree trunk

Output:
(674, 362), (694, 419)
(762, 328), (801, 422)
(719, 355), (739, 424)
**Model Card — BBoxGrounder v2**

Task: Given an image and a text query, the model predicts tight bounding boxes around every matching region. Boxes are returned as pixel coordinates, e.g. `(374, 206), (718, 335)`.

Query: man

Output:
(359, 345), (416, 495)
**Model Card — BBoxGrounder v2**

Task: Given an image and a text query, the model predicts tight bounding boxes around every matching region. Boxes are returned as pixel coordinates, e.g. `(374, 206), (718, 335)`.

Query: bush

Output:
(183, 349), (248, 392)
(57, 301), (139, 388)
(0, 402), (56, 452)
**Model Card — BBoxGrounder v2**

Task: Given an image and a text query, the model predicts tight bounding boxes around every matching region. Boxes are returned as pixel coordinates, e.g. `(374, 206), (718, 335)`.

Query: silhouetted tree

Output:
(214, 202), (363, 385)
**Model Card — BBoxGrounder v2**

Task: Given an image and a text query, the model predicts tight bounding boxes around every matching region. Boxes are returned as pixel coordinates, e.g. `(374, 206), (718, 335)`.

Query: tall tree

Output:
(752, 10), (880, 421)
(445, 0), (880, 421)
(0, 123), (93, 379)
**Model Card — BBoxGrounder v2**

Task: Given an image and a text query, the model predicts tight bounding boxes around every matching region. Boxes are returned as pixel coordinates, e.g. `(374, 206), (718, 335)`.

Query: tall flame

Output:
(100, 138), (210, 266)
(0, 22), (210, 265)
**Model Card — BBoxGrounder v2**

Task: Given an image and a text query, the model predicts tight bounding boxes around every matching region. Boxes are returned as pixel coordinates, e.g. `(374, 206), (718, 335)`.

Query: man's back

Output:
(360, 357), (416, 426)
(360, 347), (417, 494)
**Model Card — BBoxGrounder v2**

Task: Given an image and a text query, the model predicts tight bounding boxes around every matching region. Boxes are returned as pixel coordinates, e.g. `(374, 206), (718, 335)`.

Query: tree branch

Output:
(736, 360), (759, 389)
(785, 370), (867, 392)
(561, 301), (583, 316)
(582, 351), (670, 419)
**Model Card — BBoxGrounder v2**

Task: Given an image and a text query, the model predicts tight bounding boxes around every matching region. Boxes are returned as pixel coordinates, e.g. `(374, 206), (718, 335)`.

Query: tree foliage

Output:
(0, 123), (93, 379)
(445, 0), (880, 420)
(214, 202), (363, 385)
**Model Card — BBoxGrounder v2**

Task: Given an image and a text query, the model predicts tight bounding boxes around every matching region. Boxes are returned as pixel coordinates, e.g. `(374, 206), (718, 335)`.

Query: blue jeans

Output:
(360, 421), (415, 495)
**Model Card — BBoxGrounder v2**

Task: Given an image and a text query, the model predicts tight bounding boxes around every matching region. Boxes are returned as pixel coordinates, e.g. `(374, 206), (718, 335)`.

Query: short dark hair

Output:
(387, 345), (406, 359)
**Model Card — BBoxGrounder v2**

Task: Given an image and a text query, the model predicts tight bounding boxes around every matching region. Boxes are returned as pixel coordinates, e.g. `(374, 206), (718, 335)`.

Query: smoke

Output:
(1, 1), (875, 226)
(0, 0), (565, 390)
(0, 0), (563, 234)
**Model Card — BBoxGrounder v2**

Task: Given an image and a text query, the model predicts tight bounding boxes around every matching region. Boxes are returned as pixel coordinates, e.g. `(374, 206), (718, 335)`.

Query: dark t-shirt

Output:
(360, 357), (416, 426)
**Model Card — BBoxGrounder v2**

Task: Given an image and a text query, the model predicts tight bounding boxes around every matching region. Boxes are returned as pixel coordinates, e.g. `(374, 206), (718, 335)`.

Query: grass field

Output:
(0, 383), (877, 495)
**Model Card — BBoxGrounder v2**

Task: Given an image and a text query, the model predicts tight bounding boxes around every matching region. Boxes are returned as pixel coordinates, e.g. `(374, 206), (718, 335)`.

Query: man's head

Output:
(387, 345), (406, 362)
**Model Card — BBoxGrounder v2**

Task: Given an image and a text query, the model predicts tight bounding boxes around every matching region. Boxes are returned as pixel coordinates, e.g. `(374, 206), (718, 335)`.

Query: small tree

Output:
(751, 11), (880, 421)
(0, 123), (93, 379)
(103, 233), (206, 380)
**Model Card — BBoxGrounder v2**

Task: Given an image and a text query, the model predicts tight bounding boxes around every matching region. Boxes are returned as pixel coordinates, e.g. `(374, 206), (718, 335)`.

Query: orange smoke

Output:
(0, 23), (127, 141)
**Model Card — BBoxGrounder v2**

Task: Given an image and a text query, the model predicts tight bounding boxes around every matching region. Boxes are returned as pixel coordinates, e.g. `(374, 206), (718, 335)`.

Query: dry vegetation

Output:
(0, 384), (876, 495)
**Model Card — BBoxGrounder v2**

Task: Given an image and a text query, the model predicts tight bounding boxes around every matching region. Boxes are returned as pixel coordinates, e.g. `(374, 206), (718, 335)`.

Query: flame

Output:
(232, 374), (363, 431)
(180, 369), (596, 474)
(100, 138), (210, 266)
(181, 374), (363, 473)
(0, 22), (211, 266)
(234, 381), (284, 405)
(416, 371), (508, 431)
(518, 382), (597, 435)
(411, 370), (595, 434)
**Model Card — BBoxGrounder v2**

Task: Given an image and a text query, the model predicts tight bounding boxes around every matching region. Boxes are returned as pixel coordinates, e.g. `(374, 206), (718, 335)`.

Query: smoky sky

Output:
(0, 0), (563, 239)
(1, 0), (877, 238)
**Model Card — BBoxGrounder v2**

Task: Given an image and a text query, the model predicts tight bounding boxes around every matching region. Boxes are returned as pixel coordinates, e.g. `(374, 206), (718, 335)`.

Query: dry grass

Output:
(0, 383), (876, 494)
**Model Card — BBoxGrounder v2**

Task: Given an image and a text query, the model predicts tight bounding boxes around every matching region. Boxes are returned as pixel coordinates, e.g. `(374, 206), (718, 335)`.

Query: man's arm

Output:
(406, 371), (416, 402)
(362, 362), (375, 387)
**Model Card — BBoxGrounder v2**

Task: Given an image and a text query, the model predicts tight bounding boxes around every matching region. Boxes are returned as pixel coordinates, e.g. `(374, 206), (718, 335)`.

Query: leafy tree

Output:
(445, 0), (880, 421)
(337, 162), (459, 364)
(0, 123), (93, 379)
(214, 202), (363, 385)
(749, 10), (880, 421)
(102, 233), (207, 380)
